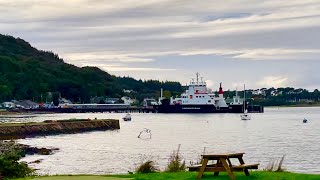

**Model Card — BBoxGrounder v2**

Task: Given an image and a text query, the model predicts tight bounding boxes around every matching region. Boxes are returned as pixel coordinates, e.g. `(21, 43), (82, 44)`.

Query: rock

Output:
(29, 159), (43, 164)
(1, 140), (59, 156)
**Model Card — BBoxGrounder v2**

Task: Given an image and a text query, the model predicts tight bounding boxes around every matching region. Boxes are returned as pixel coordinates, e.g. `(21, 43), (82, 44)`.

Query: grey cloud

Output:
(1, 0), (319, 89)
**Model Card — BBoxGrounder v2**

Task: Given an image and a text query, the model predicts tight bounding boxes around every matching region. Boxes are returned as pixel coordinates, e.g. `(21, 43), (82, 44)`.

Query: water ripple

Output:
(13, 107), (320, 174)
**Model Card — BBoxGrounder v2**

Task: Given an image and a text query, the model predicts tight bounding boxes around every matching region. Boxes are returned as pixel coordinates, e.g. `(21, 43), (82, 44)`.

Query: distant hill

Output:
(0, 34), (182, 103)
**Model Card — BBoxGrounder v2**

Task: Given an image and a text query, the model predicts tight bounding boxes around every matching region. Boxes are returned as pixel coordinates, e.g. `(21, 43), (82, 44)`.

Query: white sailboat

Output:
(240, 84), (251, 120)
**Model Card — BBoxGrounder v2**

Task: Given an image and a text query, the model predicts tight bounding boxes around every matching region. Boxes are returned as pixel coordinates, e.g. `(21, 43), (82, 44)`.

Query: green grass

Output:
(0, 122), (41, 127)
(14, 171), (320, 180)
(15, 175), (132, 180)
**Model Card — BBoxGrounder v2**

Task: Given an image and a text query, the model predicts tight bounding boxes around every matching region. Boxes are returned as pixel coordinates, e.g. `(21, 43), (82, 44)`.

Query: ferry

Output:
(154, 73), (261, 113)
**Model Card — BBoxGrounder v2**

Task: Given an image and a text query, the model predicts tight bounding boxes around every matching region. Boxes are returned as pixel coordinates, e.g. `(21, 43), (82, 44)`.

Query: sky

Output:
(1, 0), (320, 91)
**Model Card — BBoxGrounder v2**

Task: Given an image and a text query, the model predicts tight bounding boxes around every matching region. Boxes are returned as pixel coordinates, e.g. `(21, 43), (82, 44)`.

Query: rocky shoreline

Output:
(0, 140), (58, 179)
(0, 140), (59, 156)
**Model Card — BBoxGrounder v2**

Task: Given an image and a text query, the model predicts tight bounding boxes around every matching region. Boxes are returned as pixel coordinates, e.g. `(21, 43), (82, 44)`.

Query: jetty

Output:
(0, 119), (120, 140)
(9, 106), (156, 114)
(10, 105), (263, 114)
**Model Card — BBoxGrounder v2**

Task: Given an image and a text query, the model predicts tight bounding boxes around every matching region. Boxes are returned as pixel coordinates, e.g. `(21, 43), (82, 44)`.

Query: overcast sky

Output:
(1, 0), (320, 90)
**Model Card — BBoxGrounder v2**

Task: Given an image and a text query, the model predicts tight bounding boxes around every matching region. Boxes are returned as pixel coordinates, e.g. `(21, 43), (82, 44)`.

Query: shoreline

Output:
(0, 140), (58, 156)
(266, 104), (320, 108)
(0, 110), (56, 115)
(1, 104), (320, 116)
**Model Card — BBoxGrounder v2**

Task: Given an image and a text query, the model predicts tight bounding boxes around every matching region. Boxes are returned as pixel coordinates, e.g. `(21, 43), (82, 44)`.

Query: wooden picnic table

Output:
(188, 153), (259, 180)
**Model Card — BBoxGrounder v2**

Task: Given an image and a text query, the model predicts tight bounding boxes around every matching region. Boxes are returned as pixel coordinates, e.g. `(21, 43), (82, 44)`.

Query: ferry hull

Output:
(154, 104), (243, 113)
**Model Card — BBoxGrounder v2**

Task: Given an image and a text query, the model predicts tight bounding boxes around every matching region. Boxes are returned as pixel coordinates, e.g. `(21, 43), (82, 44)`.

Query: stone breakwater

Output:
(0, 119), (120, 140)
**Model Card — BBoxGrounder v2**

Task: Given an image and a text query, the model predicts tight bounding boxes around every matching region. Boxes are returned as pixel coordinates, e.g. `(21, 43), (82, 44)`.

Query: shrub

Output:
(165, 144), (186, 172)
(275, 155), (286, 172)
(0, 151), (34, 178)
(136, 160), (158, 173)
(0, 142), (34, 178)
(264, 155), (286, 172)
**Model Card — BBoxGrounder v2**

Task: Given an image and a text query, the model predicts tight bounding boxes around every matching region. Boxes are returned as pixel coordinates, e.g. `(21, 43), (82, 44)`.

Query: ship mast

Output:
(196, 72), (200, 84)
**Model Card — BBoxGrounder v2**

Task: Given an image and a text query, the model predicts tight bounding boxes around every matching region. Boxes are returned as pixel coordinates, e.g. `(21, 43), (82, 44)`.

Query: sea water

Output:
(2, 107), (318, 174)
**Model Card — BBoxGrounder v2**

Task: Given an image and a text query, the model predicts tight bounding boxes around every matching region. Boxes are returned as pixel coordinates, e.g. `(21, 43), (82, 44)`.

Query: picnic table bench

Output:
(188, 153), (259, 180)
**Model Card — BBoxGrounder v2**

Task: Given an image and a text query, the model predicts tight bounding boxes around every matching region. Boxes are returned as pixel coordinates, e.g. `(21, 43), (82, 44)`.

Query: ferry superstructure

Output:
(154, 73), (247, 113)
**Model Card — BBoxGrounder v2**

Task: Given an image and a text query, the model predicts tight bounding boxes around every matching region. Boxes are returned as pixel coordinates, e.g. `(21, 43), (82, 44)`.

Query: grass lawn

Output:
(15, 171), (320, 180)
(16, 176), (132, 180)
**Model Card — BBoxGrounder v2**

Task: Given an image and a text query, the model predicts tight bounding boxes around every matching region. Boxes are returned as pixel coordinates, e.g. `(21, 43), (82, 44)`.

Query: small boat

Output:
(303, 118), (308, 123)
(241, 84), (251, 120)
(123, 113), (131, 121)
(241, 113), (250, 120)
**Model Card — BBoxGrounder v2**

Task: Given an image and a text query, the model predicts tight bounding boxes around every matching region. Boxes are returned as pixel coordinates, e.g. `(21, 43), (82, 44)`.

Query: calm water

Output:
(2, 107), (319, 175)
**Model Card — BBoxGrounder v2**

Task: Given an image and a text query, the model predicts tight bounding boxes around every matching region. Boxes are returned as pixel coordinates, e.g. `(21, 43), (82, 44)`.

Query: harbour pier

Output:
(0, 119), (120, 140)
(28, 107), (156, 113)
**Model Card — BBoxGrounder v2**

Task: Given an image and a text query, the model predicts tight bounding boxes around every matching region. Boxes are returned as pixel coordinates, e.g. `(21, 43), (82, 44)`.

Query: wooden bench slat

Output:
(188, 163), (217, 171)
(232, 164), (259, 169)
(202, 153), (245, 158)
(188, 163), (217, 168)
(203, 167), (255, 172)
(189, 163), (259, 172)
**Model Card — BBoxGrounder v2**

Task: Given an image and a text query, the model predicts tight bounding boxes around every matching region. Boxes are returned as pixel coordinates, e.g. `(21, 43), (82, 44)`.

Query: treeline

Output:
(224, 87), (320, 106)
(0, 34), (182, 103)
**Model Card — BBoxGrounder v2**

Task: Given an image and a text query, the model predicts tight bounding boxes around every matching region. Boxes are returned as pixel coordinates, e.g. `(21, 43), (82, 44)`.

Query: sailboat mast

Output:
(243, 84), (246, 113)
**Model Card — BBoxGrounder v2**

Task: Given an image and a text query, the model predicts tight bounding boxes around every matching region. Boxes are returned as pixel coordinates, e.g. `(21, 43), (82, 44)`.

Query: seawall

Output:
(0, 119), (120, 140)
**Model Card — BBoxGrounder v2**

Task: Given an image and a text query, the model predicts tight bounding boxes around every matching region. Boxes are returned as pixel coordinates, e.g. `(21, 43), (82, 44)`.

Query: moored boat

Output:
(240, 84), (251, 120)
(123, 113), (131, 121)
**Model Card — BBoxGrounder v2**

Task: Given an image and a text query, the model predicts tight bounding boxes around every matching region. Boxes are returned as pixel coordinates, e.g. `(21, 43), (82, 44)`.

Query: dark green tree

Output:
(52, 92), (60, 106)
(0, 34), (183, 103)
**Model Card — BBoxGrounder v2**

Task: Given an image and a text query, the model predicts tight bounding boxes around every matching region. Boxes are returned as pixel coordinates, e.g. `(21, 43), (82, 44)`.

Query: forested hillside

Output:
(0, 34), (182, 103)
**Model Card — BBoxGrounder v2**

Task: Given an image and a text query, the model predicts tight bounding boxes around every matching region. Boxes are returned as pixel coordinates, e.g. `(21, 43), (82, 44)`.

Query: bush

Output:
(275, 155), (286, 172)
(136, 160), (158, 173)
(0, 150), (34, 178)
(165, 144), (186, 172)
(264, 155), (286, 172)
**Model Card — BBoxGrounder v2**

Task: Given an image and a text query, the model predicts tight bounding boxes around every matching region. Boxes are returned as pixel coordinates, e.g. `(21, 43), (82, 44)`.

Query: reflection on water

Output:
(7, 107), (319, 175)
(0, 114), (38, 123)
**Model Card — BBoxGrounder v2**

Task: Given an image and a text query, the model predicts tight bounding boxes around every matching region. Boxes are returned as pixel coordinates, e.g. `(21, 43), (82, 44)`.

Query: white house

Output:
(2, 102), (16, 109)
(14, 100), (39, 109)
(143, 98), (158, 107)
(121, 96), (136, 105)
(252, 89), (266, 96)
(123, 89), (134, 93)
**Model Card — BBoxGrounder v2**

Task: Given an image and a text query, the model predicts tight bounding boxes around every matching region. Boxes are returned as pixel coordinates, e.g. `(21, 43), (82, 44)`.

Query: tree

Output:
(163, 90), (172, 98)
(313, 89), (320, 101)
(0, 150), (34, 178)
(0, 85), (12, 101)
(0, 34), (184, 103)
(98, 98), (105, 104)
(52, 92), (60, 106)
